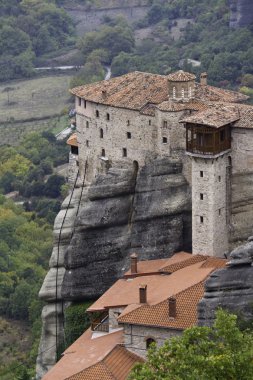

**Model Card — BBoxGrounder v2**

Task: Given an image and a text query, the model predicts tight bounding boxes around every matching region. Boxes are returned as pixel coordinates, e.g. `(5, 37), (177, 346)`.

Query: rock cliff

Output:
(198, 238), (253, 326)
(36, 157), (191, 378)
(229, 0), (253, 28)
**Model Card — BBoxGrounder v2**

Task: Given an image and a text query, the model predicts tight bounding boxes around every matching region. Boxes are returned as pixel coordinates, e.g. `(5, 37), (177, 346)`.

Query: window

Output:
(146, 338), (156, 349)
(220, 129), (225, 141)
(101, 148), (105, 157)
(106, 113), (110, 121)
(127, 132), (131, 139)
(163, 120), (167, 128)
(100, 128), (103, 138)
(219, 208), (221, 216)
(78, 97), (81, 106)
(84, 100), (87, 108)
(200, 216), (204, 223)
(218, 176), (221, 182)
(96, 110), (99, 118)
(86, 121), (89, 128)
(149, 120), (151, 126)
(200, 171), (203, 177)
(86, 140), (89, 147)
(127, 120), (130, 126)
(163, 137), (168, 144)
(123, 148), (127, 157)
(200, 193), (204, 200)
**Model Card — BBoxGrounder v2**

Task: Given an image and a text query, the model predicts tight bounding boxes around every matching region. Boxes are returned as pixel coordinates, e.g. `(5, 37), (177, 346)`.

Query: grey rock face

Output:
(198, 241), (253, 326)
(37, 157), (191, 378)
(62, 158), (191, 300)
(230, 0), (253, 28)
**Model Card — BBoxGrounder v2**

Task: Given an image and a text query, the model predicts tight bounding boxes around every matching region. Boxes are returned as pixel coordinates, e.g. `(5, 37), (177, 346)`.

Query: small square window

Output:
(127, 132), (131, 139)
(96, 110), (99, 118)
(163, 137), (168, 144)
(200, 193), (204, 200)
(123, 148), (127, 157)
(200, 216), (204, 223)
(200, 171), (203, 177)
(106, 113), (110, 121)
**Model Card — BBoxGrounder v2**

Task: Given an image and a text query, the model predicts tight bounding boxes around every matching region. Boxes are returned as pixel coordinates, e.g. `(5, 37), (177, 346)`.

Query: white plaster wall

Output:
(123, 324), (181, 358)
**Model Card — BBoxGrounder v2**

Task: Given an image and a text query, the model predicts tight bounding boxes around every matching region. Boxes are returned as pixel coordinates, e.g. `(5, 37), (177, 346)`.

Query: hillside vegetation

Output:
(0, 0), (74, 81)
(71, 0), (253, 91)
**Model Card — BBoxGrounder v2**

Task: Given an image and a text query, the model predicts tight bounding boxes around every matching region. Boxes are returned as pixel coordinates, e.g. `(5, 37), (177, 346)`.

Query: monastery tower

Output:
(183, 106), (238, 257)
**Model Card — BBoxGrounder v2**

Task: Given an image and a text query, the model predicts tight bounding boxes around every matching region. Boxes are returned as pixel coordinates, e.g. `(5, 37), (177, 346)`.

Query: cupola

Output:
(167, 70), (196, 101)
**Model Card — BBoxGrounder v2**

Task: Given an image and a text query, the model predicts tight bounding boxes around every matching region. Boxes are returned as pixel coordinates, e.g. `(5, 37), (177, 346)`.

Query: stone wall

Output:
(123, 324), (181, 358)
(191, 153), (230, 257)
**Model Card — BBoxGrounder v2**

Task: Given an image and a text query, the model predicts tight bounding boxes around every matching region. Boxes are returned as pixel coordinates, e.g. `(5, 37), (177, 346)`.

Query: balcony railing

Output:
(91, 313), (109, 333)
(187, 139), (231, 156)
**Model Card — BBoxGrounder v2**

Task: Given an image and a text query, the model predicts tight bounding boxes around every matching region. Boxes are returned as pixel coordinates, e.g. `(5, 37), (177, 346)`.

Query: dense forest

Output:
(0, 0), (74, 80)
(0, 132), (69, 379)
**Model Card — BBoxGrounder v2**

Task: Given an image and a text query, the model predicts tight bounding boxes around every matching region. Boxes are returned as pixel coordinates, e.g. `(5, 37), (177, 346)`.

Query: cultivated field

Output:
(0, 74), (73, 123)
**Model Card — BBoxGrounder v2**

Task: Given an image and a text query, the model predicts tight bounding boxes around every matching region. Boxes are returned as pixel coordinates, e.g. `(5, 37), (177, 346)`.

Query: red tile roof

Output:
(67, 133), (78, 147)
(42, 329), (124, 380)
(167, 70), (196, 82)
(66, 345), (143, 380)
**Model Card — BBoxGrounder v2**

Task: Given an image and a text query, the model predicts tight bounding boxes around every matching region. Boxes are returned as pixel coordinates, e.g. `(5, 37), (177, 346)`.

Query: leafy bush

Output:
(64, 302), (93, 347)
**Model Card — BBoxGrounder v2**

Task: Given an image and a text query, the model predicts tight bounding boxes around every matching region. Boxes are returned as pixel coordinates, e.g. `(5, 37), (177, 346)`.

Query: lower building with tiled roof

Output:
(42, 252), (227, 380)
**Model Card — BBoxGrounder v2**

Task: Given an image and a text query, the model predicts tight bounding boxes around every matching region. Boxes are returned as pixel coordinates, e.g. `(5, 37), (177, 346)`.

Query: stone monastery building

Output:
(69, 70), (253, 258)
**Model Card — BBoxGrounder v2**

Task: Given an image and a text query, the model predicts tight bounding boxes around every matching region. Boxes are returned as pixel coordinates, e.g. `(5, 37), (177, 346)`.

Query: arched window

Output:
(101, 148), (105, 157)
(146, 338), (156, 349)
(100, 128), (104, 138)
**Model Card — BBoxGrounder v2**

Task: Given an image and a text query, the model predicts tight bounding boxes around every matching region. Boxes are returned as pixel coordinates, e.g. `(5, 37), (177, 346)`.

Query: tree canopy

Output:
(129, 309), (253, 380)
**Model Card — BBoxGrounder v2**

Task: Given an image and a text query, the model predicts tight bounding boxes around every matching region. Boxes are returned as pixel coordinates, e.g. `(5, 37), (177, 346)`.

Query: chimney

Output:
(200, 72), (208, 85)
(168, 297), (176, 318)
(130, 253), (138, 274)
(139, 284), (147, 304)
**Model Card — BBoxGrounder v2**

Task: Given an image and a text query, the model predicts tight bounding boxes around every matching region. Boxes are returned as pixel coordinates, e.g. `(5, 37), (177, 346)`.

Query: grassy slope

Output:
(0, 75), (73, 123)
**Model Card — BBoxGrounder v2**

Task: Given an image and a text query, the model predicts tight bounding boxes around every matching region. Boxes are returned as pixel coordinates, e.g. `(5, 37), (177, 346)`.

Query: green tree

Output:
(129, 310), (253, 380)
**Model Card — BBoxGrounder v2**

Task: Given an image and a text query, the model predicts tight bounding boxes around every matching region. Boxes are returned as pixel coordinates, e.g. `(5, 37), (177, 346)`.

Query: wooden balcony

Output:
(186, 124), (231, 156)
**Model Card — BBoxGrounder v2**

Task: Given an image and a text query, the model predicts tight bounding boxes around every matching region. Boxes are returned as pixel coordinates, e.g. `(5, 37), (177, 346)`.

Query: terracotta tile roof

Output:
(70, 71), (168, 111)
(87, 259), (224, 312)
(42, 329), (123, 380)
(160, 254), (207, 273)
(157, 99), (208, 112)
(124, 252), (192, 277)
(67, 133), (78, 147)
(180, 104), (240, 128)
(70, 70), (248, 113)
(200, 257), (227, 269)
(167, 70), (196, 82)
(118, 282), (205, 330)
(195, 83), (248, 103)
(233, 103), (253, 129)
(66, 345), (143, 380)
